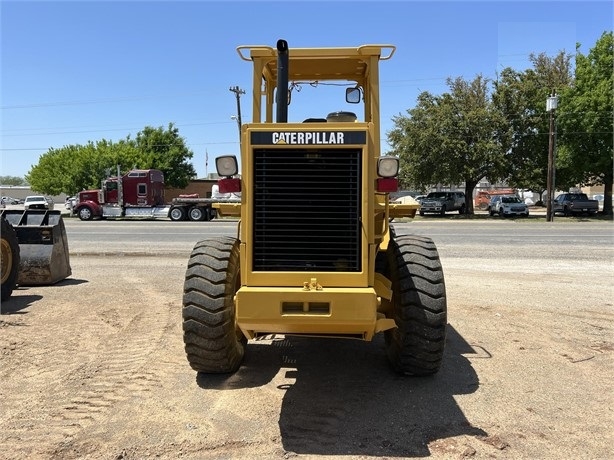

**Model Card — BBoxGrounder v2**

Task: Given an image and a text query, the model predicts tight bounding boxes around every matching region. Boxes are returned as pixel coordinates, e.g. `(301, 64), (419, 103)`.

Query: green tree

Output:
(492, 51), (573, 201)
(557, 32), (613, 215)
(133, 123), (196, 188)
(26, 123), (196, 194)
(27, 145), (86, 195)
(388, 75), (510, 214)
(26, 141), (136, 195)
(0, 175), (28, 186)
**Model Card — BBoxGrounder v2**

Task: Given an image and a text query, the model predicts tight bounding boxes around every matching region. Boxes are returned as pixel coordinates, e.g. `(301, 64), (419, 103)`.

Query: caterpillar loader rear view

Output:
(182, 40), (447, 375)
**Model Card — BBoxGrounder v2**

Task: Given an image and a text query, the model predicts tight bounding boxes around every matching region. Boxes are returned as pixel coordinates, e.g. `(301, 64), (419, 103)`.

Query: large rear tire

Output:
(385, 234), (447, 375)
(182, 236), (246, 373)
(1, 217), (20, 301)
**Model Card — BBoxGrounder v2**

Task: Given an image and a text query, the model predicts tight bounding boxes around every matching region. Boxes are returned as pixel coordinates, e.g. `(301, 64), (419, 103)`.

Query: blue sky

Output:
(1, 1), (612, 180)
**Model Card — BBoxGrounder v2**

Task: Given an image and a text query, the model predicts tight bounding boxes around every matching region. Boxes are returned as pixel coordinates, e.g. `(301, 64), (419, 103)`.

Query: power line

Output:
(1, 120), (234, 137)
(0, 90), (215, 110)
(0, 140), (240, 152)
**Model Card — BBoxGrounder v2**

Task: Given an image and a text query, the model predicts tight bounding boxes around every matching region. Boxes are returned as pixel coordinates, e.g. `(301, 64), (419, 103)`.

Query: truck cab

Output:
(75, 169), (167, 220)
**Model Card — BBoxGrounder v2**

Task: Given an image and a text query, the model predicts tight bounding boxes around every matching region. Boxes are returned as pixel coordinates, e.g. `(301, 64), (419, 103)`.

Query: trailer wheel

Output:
(169, 206), (186, 221)
(182, 236), (246, 373)
(188, 206), (206, 221)
(1, 216), (20, 301)
(385, 234), (447, 375)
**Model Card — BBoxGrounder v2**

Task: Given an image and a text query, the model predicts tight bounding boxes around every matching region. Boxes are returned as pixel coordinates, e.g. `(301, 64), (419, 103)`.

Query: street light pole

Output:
(546, 93), (558, 222)
(230, 116), (240, 138)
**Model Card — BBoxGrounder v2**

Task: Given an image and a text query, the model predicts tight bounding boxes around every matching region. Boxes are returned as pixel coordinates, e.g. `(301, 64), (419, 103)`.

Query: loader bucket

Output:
(0, 210), (72, 286)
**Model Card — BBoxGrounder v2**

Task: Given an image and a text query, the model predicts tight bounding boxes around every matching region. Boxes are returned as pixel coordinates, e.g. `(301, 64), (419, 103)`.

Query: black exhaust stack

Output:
(276, 39), (289, 123)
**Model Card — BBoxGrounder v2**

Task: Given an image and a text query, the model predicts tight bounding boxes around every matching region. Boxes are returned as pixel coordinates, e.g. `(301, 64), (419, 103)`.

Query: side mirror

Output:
(346, 87), (361, 104)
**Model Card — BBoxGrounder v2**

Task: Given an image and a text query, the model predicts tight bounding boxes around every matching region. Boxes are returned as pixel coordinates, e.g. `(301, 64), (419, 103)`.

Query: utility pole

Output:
(229, 86), (245, 140)
(546, 93), (558, 222)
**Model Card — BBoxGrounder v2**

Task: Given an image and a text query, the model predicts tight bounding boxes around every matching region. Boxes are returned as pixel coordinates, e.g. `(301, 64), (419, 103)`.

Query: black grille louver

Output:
(253, 148), (362, 272)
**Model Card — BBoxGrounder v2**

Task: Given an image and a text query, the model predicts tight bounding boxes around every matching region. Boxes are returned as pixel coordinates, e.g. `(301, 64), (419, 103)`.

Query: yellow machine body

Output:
(228, 43), (417, 340)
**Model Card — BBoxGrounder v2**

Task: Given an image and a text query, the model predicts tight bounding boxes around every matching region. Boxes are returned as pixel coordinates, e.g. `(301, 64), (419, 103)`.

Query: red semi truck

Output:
(74, 169), (232, 221)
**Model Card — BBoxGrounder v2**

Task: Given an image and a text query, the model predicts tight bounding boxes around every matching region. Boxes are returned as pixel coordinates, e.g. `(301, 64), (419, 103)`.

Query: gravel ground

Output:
(1, 223), (612, 460)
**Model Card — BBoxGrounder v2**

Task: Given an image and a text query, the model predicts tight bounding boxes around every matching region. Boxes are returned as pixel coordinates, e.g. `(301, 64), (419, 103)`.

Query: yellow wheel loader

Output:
(1, 214), (20, 301)
(1, 210), (72, 302)
(182, 40), (447, 375)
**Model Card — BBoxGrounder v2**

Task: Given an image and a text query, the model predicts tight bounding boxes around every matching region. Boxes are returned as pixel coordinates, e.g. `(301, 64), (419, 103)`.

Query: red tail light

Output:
(377, 177), (398, 192)
(218, 178), (241, 194)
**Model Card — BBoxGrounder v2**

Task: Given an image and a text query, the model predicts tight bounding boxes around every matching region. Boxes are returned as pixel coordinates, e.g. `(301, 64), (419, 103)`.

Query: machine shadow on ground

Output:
(277, 325), (487, 457)
(196, 325), (487, 457)
(0, 293), (43, 315)
(0, 277), (88, 315)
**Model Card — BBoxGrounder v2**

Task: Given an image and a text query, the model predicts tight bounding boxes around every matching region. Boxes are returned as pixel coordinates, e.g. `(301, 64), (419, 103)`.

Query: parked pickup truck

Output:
(419, 191), (466, 216)
(552, 193), (599, 216)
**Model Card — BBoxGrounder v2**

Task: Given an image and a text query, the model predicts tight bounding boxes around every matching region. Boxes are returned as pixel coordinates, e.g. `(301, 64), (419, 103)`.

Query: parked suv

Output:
(419, 191), (466, 216)
(488, 195), (529, 217)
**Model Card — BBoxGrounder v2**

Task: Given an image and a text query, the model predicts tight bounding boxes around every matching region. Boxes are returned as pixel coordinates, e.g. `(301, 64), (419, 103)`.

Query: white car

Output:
(1, 196), (22, 205)
(24, 195), (50, 210)
(488, 195), (529, 217)
(65, 196), (77, 210)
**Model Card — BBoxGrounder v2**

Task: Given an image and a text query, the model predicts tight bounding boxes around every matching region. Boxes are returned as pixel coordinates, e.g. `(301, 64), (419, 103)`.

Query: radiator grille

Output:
(252, 148), (362, 272)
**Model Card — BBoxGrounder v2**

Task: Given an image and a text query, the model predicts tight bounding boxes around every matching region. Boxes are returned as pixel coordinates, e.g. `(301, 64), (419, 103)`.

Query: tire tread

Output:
(385, 234), (447, 375)
(181, 236), (246, 373)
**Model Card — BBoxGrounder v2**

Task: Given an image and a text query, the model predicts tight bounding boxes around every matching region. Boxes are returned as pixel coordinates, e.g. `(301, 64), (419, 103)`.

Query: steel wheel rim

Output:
(1, 238), (12, 284)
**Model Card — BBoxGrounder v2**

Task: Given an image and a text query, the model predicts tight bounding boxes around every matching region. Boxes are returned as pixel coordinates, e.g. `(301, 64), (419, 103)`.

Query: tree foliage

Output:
(26, 123), (196, 195)
(133, 124), (196, 189)
(557, 32), (613, 215)
(492, 51), (573, 197)
(389, 36), (611, 215)
(388, 75), (510, 214)
(0, 176), (28, 186)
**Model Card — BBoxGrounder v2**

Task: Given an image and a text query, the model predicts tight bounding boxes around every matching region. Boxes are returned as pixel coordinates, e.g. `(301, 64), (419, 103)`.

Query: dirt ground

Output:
(1, 247), (613, 459)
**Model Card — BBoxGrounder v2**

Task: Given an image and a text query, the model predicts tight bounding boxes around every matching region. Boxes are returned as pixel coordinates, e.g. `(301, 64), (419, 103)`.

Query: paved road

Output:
(63, 217), (613, 262)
